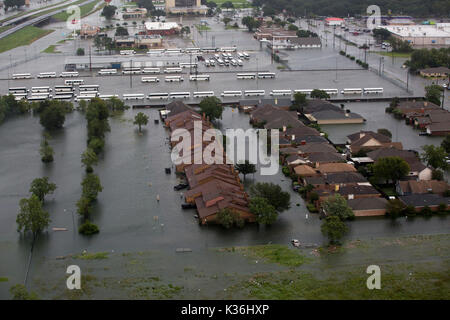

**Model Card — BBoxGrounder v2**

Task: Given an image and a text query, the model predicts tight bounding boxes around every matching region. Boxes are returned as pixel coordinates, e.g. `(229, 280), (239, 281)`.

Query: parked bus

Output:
(12, 73), (32, 79)
(122, 68), (141, 75)
(59, 71), (79, 78)
(164, 67), (183, 74)
(220, 47), (237, 52)
(201, 47), (217, 53)
(141, 77), (160, 83)
(98, 94), (119, 99)
(320, 88), (339, 95)
(294, 89), (313, 95)
(221, 90), (242, 97)
(31, 86), (52, 93)
(123, 93), (145, 100)
(148, 93), (169, 100)
(363, 87), (383, 94)
(120, 50), (136, 55)
(165, 76), (184, 82)
(65, 79), (84, 86)
(147, 49), (165, 55)
(216, 59), (225, 66)
(74, 94), (96, 102)
(185, 47), (201, 53)
(54, 94), (73, 100)
(27, 95), (50, 102)
(189, 74), (210, 81)
(244, 90), (265, 97)
(257, 72), (275, 79)
(237, 73), (256, 79)
(341, 88), (363, 95)
(9, 87), (28, 94)
(270, 89), (292, 96)
(169, 92), (190, 99)
(193, 91), (215, 98)
(37, 72), (57, 79)
(165, 49), (183, 55)
(79, 85), (100, 92)
(98, 69), (117, 75)
(179, 63), (198, 69)
(242, 52), (250, 59)
(142, 67), (160, 74)
(13, 93), (27, 100)
(78, 91), (98, 96)
(54, 85), (74, 93)
(237, 52), (245, 59)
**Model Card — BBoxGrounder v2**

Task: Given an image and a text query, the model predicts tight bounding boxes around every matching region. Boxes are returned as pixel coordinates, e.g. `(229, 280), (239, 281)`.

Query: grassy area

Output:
(214, 0), (252, 8)
(0, 277), (8, 282)
(0, 25), (13, 34)
(229, 244), (310, 267)
(372, 51), (412, 58)
(380, 186), (397, 197)
(52, 0), (101, 21)
(195, 24), (211, 31)
(0, 26), (53, 54)
(42, 45), (61, 53)
(73, 251), (109, 260)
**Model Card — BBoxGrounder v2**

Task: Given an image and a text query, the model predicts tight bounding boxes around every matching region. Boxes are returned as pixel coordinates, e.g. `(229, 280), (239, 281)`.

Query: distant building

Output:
(165, 0), (208, 15)
(115, 35), (163, 49)
(325, 17), (344, 26)
(80, 24), (100, 38)
(346, 131), (403, 154)
(381, 24), (450, 48)
(303, 100), (365, 125)
(254, 27), (298, 41)
(268, 37), (322, 50)
(419, 67), (450, 78)
(142, 21), (181, 35)
(122, 7), (147, 19)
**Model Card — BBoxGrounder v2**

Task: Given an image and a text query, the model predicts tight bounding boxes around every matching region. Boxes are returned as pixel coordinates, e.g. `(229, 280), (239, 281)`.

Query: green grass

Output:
(52, 0), (101, 21)
(195, 24), (211, 31)
(0, 25), (13, 34)
(0, 26), (54, 54)
(73, 252), (109, 260)
(371, 51), (412, 58)
(234, 244), (309, 267)
(0, 277), (8, 282)
(42, 45), (61, 53)
(380, 187), (397, 196)
(214, 0), (252, 8)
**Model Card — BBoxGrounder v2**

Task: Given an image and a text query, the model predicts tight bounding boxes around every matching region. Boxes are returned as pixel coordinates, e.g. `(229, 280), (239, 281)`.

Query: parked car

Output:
(174, 183), (189, 191)
(291, 239), (300, 247)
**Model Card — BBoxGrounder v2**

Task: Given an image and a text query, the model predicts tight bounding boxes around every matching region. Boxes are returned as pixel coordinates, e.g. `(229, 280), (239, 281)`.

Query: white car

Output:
(291, 239), (300, 247)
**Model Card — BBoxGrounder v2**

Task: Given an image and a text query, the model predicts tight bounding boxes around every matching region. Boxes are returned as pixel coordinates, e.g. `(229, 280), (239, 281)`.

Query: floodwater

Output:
(0, 9), (449, 299)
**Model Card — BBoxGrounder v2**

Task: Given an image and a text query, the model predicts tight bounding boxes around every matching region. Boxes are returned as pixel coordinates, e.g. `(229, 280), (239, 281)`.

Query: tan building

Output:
(80, 24), (101, 38)
(165, 0), (208, 14)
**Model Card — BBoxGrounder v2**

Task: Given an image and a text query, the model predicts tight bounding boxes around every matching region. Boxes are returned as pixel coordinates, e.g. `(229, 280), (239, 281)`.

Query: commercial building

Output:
(165, 0), (208, 15)
(381, 24), (450, 48)
(115, 35), (163, 49)
(268, 37), (322, 50)
(80, 24), (100, 38)
(254, 27), (298, 41)
(122, 7), (147, 19)
(142, 21), (181, 35)
(325, 17), (344, 26)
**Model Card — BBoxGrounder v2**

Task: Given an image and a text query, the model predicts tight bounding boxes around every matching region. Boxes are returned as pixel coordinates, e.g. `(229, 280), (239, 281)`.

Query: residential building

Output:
(347, 198), (388, 217)
(346, 131), (403, 154)
(396, 180), (449, 196)
(303, 99), (365, 125)
(419, 67), (450, 78)
(399, 194), (450, 211)
(315, 162), (357, 174)
(426, 122), (450, 136)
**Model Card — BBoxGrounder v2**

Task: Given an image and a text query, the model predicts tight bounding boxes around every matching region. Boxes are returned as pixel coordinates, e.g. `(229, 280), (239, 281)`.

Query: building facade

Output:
(165, 0), (208, 14)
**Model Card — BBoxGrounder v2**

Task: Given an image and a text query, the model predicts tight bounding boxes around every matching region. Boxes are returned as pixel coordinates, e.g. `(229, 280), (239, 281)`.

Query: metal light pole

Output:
(64, 208), (75, 235)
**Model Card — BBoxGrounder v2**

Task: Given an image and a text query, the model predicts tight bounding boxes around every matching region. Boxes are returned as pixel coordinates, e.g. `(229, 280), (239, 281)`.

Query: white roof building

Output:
(381, 23), (450, 47)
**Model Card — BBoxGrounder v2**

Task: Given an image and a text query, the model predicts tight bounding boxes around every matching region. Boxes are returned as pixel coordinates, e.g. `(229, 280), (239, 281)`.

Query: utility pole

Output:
(89, 45), (92, 72)
(333, 25), (336, 49)
(130, 59), (132, 88)
(406, 68), (410, 92)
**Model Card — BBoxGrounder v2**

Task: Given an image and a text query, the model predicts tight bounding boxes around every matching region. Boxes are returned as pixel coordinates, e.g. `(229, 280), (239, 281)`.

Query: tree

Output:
(241, 16), (261, 32)
(288, 24), (299, 31)
(77, 196), (92, 218)
(199, 96), (223, 121)
(310, 89), (330, 100)
(373, 156), (410, 184)
(377, 128), (392, 138)
(217, 208), (236, 229)
(249, 182), (290, 212)
(234, 160), (256, 180)
(16, 195), (50, 239)
(76, 48), (85, 56)
(4, 0), (25, 11)
(322, 194), (354, 221)
(249, 197), (278, 225)
(206, 1), (217, 9)
(372, 28), (391, 41)
(221, 1), (234, 8)
(222, 17), (232, 26)
(115, 26), (129, 37)
(10, 284), (38, 300)
(81, 148), (98, 172)
(290, 92), (307, 111)
(106, 97), (129, 113)
(101, 5), (117, 20)
(425, 85), (443, 106)
(386, 199), (406, 219)
(134, 112), (149, 133)
(441, 134), (450, 153)
(421, 145), (448, 170)
(39, 136), (54, 163)
(137, 0), (155, 11)
(81, 173), (103, 202)
(432, 169), (444, 181)
(79, 220), (99, 235)
(321, 215), (348, 245)
(29, 177), (56, 203)
(39, 103), (66, 130)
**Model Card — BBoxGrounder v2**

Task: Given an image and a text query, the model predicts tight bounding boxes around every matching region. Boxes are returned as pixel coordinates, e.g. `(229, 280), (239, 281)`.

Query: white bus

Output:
(363, 87), (384, 94)
(201, 47), (217, 53)
(54, 85), (74, 93)
(12, 73), (32, 80)
(37, 72), (56, 78)
(59, 71), (79, 78)
(193, 91), (215, 98)
(165, 49), (183, 55)
(189, 74), (210, 81)
(79, 85), (100, 92)
(341, 88), (363, 95)
(9, 87), (28, 94)
(169, 92), (191, 99)
(237, 73), (256, 79)
(185, 47), (201, 53)
(28, 95), (50, 101)
(65, 79), (84, 86)
(220, 47), (237, 52)
(294, 89), (313, 95)
(79, 91), (98, 96)
(142, 67), (160, 74)
(270, 89), (292, 96)
(148, 93), (169, 100)
(31, 86), (52, 93)
(244, 90), (265, 97)
(165, 76), (184, 82)
(320, 88), (339, 95)
(120, 50), (136, 55)
(141, 76), (160, 83)
(123, 93), (145, 100)
(98, 69), (117, 75)
(54, 95), (73, 100)
(98, 94), (119, 99)
(74, 94), (96, 102)
(179, 62), (198, 69)
(13, 93), (27, 100)
(221, 90), (242, 97)
(214, 54), (220, 60)
(122, 68), (141, 75)
(147, 49), (165, 55)
(164, 67), (183, 74)
(258, 72), (275, 79)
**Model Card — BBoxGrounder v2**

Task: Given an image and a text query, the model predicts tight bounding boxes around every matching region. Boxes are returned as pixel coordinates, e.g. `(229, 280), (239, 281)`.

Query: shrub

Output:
(78, 220), (99, 235)
(306, 203), (318, 213)
(437, 203), (448, 215)
(420, 206), (433, 217)
(282, 166), (290, 176)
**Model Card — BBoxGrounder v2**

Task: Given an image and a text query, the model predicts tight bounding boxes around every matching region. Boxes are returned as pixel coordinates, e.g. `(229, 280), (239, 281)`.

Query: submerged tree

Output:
(133, 112), (149, 133)
(16, 195), (50, 239)
(321, 215), (348, 245)
(234, 160), (256, 180)
(29, 177), (56, 203)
